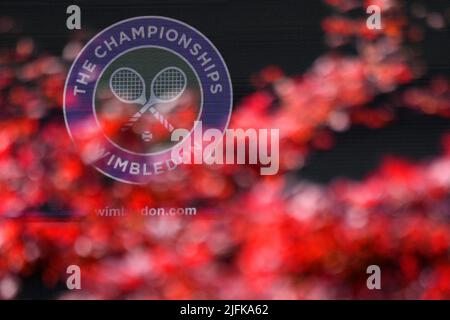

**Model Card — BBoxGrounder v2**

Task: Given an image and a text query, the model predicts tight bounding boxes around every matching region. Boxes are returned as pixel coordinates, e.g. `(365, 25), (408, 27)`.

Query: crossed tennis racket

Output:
(109, 66), (187, 140)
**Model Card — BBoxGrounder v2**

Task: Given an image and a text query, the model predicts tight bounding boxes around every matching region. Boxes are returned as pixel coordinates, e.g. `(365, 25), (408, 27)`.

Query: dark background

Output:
(1, 0), (449, 183)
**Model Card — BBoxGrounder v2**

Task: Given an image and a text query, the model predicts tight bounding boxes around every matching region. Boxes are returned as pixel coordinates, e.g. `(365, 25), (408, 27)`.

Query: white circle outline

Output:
(93, 45), (203, 156)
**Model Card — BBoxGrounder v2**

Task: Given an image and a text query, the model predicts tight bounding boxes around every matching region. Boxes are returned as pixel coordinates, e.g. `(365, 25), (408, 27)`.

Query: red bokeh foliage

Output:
(0, 1), (449, 299)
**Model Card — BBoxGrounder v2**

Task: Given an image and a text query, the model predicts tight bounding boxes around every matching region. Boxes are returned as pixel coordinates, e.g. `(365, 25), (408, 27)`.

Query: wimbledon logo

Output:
(64, 16), (233, 184)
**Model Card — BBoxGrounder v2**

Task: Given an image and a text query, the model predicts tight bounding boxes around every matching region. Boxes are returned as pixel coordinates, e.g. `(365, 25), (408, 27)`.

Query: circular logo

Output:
(64, 16), (233, 184)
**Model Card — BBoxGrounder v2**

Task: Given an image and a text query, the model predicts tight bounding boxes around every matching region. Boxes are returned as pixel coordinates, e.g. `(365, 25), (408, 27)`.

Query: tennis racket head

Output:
(151, 67), (187, 103)
(109, 67), (146, 104)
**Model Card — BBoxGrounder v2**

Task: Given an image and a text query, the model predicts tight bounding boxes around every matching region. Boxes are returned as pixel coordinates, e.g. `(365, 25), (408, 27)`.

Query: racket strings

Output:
(153, 69), (186, 101)
(111, 69), (144, 102)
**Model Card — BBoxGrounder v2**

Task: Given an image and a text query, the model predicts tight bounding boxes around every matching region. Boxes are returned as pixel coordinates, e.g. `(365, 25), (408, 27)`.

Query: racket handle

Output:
(121, 110), (145, 132)
(149, 107), (174, 132)
(120, 104), (175, 133)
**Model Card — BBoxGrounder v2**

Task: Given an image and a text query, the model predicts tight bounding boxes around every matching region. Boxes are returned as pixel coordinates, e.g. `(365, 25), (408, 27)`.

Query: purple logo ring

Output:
(64, 16), (233, 184)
